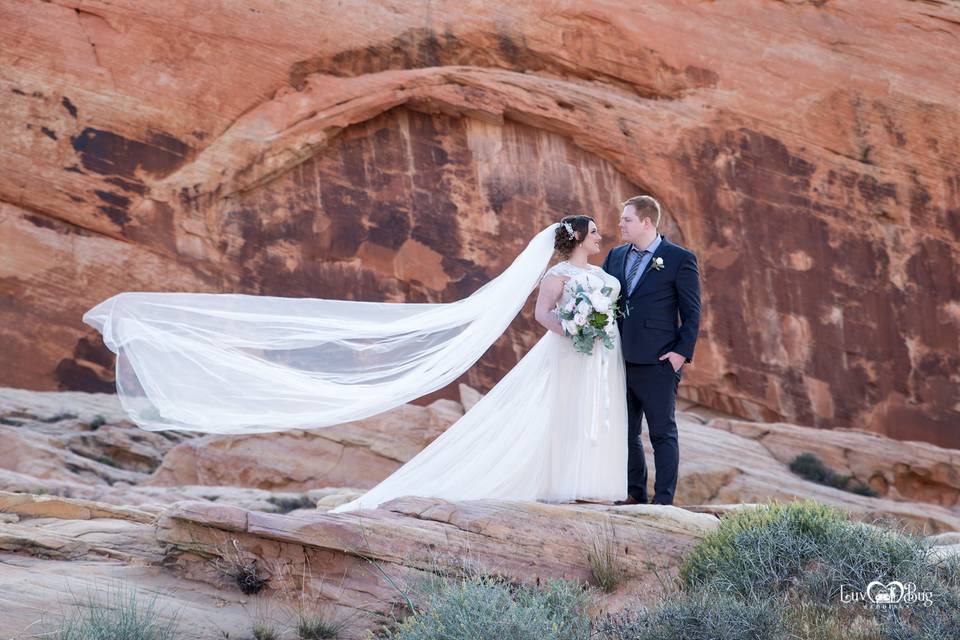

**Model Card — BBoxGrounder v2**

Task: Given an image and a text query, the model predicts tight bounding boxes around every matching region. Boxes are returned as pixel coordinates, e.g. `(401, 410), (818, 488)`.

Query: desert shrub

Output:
(680, 499), (849, 597)
(296, 612), (347, 639)
(676, 499), (959, 638)
(596, 588), (785, 640)
(587, 519), (628, 593)
(267, 494), (316, 513)
(211, 538), (270, 594)
(790, 452), (878, 497)
(379, 574), (592, 640)
(50, 579), (182, 640)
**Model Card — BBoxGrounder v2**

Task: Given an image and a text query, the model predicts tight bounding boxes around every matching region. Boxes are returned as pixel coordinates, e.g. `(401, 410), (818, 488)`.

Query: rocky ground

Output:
(1, 386), (958, 639)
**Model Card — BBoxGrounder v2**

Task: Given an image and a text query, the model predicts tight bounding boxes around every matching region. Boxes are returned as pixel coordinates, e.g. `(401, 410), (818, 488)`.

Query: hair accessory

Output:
(561, 221), (576, 239)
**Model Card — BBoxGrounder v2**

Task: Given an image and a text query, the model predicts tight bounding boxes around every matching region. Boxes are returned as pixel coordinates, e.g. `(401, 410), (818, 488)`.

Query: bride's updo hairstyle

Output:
(554, 215), (595, 257)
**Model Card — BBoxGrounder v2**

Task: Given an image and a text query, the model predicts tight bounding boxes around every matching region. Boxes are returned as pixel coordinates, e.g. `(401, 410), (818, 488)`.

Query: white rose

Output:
(576, 300), (591, 316)
(574, 313), (587, 326)
(563, 300), (576, 313)
(584, 273), (603, 288)
(588, 292), (611, 313)
(562, 318), (578, 335)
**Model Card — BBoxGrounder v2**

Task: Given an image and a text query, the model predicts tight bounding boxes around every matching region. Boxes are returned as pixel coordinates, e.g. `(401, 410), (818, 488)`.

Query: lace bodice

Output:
(543, 261), (621, 309)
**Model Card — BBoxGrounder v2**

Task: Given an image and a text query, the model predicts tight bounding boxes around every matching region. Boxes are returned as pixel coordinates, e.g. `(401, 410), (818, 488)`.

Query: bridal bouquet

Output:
(556, 274), (622, 355)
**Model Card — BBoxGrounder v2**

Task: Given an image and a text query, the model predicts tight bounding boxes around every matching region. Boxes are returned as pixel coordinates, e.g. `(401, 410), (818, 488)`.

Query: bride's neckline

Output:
(561, 260), (596, 270)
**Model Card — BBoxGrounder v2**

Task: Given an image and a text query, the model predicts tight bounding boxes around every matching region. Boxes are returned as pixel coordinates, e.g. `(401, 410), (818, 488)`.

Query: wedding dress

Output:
(81, 223), (628, 511)
(331, 261), (628, 512)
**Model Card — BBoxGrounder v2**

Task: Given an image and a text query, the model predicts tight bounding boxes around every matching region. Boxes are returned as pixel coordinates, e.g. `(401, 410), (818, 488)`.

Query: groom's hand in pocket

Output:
(659, 351), (685, 372)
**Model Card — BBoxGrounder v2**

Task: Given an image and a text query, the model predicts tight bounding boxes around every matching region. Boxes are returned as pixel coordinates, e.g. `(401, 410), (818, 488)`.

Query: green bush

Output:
(789, 452), (878, 497)
(679, 499), (849, 596)
(373, 500), (959, 640)
(296, 613), (346, 639)
(50, 580), (182, 640)
(779, 598), (884, 640)
(676, 499), (960, 638)
(596, 588), (785, 640)
(252, 622), (281, 640)
(679, 499), (943, 604)
(379, 574), (592, 640)
(267, 494), (316, 513)
(587, 519), (628, 593)
(878, 593), (960, 640)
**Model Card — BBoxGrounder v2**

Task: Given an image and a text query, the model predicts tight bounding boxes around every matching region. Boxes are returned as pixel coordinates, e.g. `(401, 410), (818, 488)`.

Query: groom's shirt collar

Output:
(631, 233), (661, 254)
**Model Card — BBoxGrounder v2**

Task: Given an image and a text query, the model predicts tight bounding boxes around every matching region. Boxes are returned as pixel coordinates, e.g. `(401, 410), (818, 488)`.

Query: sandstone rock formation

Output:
(707, 417), (960, 508)
(671, 408), (960, 534)
(144, 398), (463, 491)
(4, 386), (959, 533)
(2, 385), (960, 638)
(0, 460), (723, 638)
(155, 496), (720, 636)
(2, 1), (958, 448)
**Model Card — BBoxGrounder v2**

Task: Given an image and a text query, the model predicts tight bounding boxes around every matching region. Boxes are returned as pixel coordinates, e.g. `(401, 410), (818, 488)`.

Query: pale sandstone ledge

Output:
(672, 409), (960, 534)
(153, 496), (720, 636)
(2, 490), (956, 639)
(0, 490), (721, 639)
(3, 386), (960, 534)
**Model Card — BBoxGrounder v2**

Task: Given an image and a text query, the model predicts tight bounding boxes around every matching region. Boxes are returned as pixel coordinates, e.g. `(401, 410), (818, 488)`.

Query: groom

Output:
(602, 195), (701, 506)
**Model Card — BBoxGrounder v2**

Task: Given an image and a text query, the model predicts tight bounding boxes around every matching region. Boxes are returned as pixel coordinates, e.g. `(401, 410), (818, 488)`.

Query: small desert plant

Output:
(295, 614), (346, 639)
(211, 538), (270, 594)
(252, 621), (282, 640)
(878, 587), (960, 639)
(378, 573), (593, 640)
(585, 518), (628, 593)
(267, 494), (316, 513)
(776, 596), (884, 640)
(596, 588), (786, 640)
(49, 578), (182, 640)
(244, 592), (284, 640)
(789, 452), (878, 497)
(42, 411), (79, 423)
(266, 555), (353, 639)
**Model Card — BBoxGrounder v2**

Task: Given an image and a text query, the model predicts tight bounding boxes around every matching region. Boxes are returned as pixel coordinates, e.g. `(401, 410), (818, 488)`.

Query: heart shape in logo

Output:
(866, 580), (905, 604)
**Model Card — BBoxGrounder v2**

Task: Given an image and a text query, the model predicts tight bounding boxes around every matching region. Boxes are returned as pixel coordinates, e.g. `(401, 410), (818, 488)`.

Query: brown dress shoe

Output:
(613, 495), (646, 506)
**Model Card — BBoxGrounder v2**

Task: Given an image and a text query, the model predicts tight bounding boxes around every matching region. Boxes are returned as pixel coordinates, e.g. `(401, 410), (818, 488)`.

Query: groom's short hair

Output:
(621, 195), (661, 227)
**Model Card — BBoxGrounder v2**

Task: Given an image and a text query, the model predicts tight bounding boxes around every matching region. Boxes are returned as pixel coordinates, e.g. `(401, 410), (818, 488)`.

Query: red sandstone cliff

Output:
(1, 1), (958, 446)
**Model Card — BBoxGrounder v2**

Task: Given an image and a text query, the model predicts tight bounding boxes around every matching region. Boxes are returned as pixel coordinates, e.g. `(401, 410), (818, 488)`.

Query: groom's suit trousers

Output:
(625, 360), (681, 505)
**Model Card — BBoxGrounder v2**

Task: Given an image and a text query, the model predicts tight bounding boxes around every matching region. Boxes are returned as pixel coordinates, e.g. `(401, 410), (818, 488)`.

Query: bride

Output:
(333, 215), (627, 512)
(82, 215), (629, 512)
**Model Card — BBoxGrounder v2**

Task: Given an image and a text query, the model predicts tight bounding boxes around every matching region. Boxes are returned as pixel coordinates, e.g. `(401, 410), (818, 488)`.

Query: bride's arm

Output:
(534, 274), (566, 336)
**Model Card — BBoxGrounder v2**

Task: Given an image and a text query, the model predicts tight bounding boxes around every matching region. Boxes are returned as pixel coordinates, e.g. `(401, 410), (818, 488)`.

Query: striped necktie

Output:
(626, 247), (649, 295)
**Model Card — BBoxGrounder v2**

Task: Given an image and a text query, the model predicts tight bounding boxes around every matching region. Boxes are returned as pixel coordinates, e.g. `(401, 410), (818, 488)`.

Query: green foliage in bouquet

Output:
(556, 281), (624, 356)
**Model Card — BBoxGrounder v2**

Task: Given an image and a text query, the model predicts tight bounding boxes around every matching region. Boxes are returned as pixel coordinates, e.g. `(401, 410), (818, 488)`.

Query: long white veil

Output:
(82, 224), (560, 434)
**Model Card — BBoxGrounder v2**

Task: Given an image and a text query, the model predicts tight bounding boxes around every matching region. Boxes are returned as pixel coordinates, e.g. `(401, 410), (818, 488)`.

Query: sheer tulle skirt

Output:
(331, 328), (628, 512)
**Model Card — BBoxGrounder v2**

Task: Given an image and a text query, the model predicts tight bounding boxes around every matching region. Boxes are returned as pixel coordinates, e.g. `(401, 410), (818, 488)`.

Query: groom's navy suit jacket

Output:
(602, 236), (701, 365)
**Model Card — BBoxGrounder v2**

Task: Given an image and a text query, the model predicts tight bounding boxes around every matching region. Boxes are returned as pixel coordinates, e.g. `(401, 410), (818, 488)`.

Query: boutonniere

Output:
(651, 257), (665, 271)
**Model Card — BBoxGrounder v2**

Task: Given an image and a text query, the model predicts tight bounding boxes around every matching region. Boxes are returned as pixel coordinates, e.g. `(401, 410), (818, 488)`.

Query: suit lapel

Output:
(629, 235), (671, 299)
